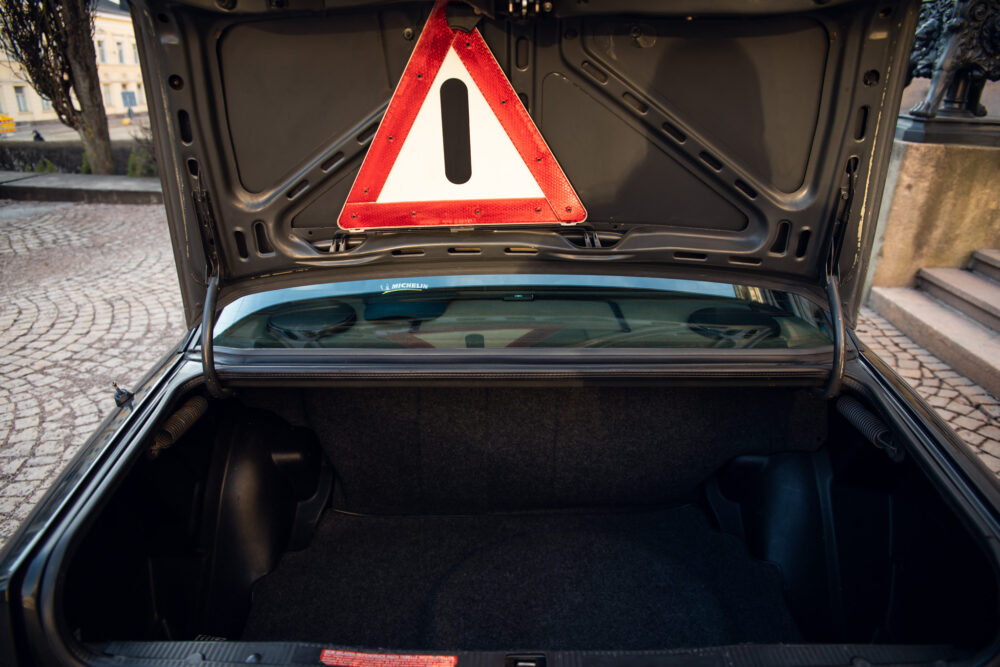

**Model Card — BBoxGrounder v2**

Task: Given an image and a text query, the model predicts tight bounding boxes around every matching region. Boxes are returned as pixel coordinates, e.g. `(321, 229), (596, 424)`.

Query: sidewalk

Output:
(1, 200), (184, 547)
(857, 307), (1000, 470)
(0, 116), (149, 143)
(0, 170), (161, 204)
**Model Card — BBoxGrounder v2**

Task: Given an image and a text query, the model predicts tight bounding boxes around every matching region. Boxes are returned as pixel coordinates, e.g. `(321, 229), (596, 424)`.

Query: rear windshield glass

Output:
(213, 275), (832, 350)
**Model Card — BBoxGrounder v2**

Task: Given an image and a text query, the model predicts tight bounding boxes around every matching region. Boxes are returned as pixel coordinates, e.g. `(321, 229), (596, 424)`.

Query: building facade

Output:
(0, 0), (147, 125)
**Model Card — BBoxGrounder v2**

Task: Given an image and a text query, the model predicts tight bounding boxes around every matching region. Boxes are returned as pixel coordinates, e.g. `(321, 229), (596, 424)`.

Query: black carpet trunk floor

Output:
(242, 506), (801, 650)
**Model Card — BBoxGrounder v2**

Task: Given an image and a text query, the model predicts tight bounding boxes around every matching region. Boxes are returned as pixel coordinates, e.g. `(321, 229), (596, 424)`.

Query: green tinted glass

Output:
(214, 276), (831, 350)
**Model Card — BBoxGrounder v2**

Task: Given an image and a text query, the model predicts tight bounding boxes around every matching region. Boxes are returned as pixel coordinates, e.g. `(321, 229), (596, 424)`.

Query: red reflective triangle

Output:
(337, 1), (585, 230)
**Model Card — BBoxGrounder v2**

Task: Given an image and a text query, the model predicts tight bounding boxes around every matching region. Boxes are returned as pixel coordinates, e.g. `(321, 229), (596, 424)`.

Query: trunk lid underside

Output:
(131, 0), (919, 327)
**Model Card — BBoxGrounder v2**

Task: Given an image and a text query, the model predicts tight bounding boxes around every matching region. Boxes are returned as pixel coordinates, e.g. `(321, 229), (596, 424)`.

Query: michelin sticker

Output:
(381, 281), (430, 293)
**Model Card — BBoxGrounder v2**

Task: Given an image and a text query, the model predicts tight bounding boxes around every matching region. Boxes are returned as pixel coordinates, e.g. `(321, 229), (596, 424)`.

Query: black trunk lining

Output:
(239, 386), (828, 514)
(242, 506), (801, 650)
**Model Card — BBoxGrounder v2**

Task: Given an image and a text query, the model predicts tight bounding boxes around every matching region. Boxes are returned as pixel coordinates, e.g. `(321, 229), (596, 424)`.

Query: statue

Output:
(907, 0), (1000, 118)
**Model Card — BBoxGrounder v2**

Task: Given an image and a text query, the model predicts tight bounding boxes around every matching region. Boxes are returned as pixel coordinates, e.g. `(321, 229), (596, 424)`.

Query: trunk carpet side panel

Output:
(279, 387), (827, 514)
(242, 507), (801, 650)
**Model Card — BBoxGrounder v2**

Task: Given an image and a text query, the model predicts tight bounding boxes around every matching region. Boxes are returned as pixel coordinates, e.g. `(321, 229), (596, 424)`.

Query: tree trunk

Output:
(68, 48), (113, 174)
(77, 120), (114, 174)
(64, 0), (114, 174)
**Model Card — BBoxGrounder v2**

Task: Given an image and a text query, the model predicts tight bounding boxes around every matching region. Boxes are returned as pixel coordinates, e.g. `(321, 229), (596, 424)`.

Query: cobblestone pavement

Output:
(0, 199), (998, 551)
(856, 307), (1000, 471)
(0, 200), (184, 548)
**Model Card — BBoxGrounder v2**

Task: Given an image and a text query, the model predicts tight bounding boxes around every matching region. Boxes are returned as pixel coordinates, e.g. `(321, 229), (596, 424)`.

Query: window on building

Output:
(102, 84), (113, 106)
(97, 40), (107, 63)
(121, 84), (136, 108)
(136, 83), (144, 103)
(41, 97), (52, 111)
(14, 86), (29, 113)
(116, 41), (125, 64)
(132, 43), (139, 63)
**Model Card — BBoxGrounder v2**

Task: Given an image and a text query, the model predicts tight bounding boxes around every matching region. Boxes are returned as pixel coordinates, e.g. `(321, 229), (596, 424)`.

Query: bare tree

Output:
(0, 0), (113, 174)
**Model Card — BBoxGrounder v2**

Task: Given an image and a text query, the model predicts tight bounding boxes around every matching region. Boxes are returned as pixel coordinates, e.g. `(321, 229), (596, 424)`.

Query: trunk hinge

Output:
(192, 181), (230, 399)
(505, 0), (551, 19)
(583, 230), (602, 248)
(820, 162), (857, 399)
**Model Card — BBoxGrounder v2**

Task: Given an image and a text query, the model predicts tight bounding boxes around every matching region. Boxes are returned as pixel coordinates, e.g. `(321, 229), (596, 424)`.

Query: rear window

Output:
(213, 275), (832, 350)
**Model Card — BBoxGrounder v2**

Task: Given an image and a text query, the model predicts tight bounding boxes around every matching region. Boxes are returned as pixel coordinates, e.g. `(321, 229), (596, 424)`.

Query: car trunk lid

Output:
(130, 0), (919, 328)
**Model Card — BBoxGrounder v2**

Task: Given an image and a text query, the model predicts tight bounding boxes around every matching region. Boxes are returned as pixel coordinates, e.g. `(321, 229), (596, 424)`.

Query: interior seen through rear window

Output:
(213, 275), (832, 349)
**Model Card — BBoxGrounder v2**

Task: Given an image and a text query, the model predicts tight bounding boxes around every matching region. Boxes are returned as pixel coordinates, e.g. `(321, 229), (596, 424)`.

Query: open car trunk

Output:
(59, 384), (999, 662)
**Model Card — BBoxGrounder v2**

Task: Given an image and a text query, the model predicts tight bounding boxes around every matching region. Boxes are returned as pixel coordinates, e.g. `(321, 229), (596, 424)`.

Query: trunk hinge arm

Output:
(821, 162), (857, 399)
(202, 272), (229, 399)
(192, 181), (230, 399)
(822, 264), (845, 399)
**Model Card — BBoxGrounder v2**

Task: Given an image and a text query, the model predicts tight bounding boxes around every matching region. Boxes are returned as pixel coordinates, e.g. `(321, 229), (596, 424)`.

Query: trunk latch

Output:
(505, 655), (546, 667)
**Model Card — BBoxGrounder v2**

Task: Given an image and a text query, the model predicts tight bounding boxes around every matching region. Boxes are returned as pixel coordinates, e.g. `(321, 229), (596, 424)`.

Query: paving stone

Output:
(984, 438), (1000, 457)
(946, 401), (976, 416)
(16, 464), (57, 482)
(954, 415), (986, 431)
(981, 438), (1000, 457)
(0, 497), (19, 514)
(0, 458), (26, 475)
(928, 395), (951, 408)
(981, 455), (1000, 474)
(968, 396), (997, 410)
(0, 481), (36, 498)
(25, 454), (59, 467)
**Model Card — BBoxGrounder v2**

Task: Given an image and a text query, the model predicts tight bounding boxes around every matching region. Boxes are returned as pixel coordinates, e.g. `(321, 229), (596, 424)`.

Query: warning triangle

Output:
(337, 1), (585, 230)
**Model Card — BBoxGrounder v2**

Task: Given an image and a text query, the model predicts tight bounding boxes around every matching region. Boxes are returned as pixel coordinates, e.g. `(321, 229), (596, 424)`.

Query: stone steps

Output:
(870, 250), (1000, 398)
(870, 286), (1000, 397)
(917, 266), (1000, 332)
(971, 249), (1000, 283)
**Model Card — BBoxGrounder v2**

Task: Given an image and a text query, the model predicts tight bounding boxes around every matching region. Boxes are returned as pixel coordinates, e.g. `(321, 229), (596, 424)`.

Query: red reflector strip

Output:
(319, 649), (458, 667)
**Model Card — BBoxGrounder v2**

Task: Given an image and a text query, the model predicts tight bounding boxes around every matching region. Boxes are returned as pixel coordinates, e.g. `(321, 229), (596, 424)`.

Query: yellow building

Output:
(0, 0), (147, 127)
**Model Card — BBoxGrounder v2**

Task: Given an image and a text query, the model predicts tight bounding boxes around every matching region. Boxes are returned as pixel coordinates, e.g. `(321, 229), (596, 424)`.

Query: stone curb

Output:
(0, 172), (162, 205)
